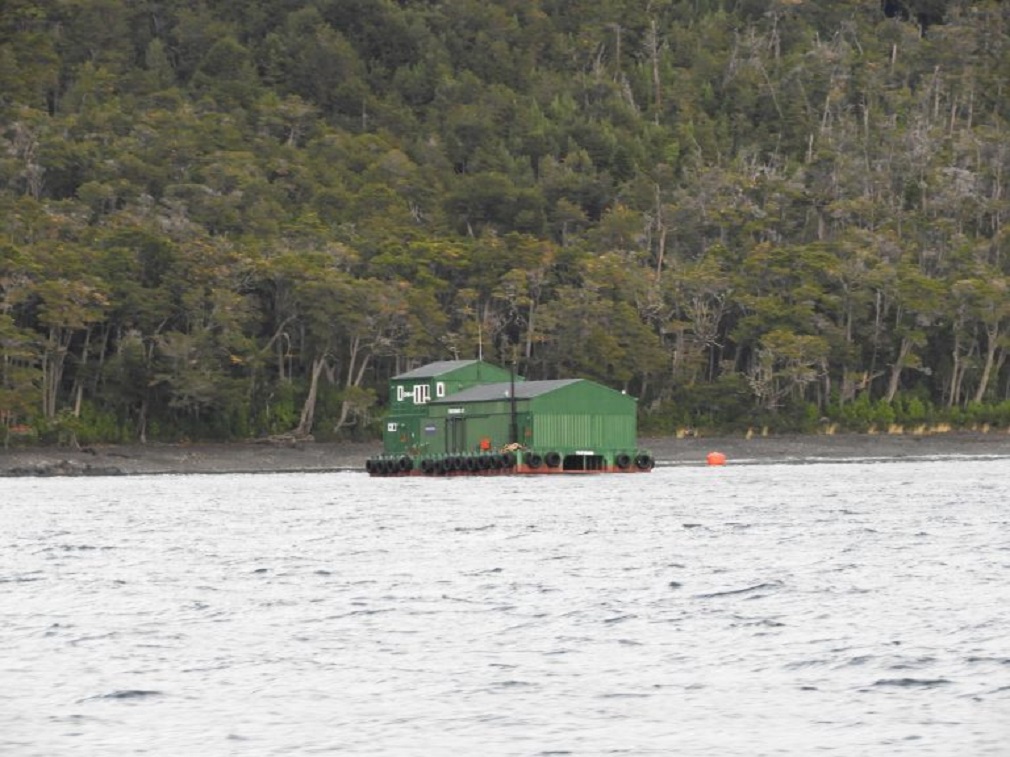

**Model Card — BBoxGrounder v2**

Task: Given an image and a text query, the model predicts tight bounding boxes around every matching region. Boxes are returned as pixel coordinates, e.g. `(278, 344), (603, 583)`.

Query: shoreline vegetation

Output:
(5, 428), (1010, 477)
(4, 5), (1010, 454)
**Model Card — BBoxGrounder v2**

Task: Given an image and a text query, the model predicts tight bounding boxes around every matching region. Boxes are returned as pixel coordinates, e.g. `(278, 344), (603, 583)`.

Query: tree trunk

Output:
(821, 358), (831, 412)
(262, 316), (295, 382)
(335, 353), (372, 431)
(648, 18), (661, 112)
(973, 323), (1000, 403)
(73, 327), (92, 417)
(948, 331), (962, 407)
(346, 335), (362, 390)
(885, 337), (912, 403)
(138, 399), (148, 444)
(654, 184), (667, 278)
(41, 327), (72, 419)
(294, 355), (327, 437)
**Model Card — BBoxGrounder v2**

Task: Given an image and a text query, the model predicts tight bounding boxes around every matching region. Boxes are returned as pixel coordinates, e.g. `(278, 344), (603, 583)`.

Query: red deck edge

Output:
(368, 465), (651, 477)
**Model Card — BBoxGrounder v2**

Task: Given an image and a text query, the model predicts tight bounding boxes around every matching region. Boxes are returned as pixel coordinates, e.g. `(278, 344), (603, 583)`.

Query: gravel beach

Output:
(4, 431), (1010, 476)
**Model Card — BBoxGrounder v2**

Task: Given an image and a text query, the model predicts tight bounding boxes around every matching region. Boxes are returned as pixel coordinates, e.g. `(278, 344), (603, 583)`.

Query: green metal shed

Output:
(425, 378), (640, 471)
(383, 360), (519, 456)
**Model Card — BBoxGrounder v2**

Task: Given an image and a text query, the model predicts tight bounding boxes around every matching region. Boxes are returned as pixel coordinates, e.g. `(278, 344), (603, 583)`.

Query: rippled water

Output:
(3, 459), (1009, 756)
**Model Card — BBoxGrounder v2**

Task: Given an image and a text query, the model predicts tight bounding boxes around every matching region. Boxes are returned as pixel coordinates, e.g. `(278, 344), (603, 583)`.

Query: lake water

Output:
(3, 459), (1009, 756)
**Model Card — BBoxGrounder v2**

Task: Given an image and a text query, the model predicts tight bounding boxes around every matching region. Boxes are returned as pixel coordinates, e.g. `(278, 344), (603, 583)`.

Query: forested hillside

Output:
(2, 0), (1010, 445)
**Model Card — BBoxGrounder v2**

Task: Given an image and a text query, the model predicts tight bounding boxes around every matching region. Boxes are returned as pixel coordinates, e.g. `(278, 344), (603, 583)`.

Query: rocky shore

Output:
(0, 439), (377, 477)
(4, 430), (1010, 477)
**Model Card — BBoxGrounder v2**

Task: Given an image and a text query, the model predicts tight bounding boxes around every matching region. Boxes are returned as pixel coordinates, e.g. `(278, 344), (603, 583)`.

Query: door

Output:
(445, 416), (466, 453)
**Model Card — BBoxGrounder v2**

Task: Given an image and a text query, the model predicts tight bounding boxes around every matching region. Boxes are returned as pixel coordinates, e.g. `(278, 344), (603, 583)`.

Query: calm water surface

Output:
(3, 460), (1009, 756)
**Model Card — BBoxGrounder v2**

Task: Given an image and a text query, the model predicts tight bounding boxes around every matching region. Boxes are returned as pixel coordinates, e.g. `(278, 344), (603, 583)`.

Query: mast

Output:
(509, 358), (518, 445)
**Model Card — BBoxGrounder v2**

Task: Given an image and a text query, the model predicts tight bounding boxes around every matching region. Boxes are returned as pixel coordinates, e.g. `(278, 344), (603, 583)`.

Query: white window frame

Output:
(413, 383), (431, 404)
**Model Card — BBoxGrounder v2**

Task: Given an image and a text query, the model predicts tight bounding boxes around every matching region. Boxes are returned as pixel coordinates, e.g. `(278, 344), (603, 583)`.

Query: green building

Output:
(383, 360), (518, 456)
(424, 378), (642, 471)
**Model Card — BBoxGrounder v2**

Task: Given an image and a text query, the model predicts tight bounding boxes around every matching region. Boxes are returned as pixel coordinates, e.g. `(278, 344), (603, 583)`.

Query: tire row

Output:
(367, 450), (655, 475)
(365, 456), (414, 476)
(523, 450), (561, 469)
(366, 452), (519, 476)
(615, 452), (655, 471)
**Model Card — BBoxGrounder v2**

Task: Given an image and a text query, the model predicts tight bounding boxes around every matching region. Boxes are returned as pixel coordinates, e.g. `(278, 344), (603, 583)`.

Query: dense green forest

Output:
(2, 0), (1010, 445)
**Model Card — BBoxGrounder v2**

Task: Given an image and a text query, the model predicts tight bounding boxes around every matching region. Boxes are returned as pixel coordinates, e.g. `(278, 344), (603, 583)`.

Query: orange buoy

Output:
(706, 451), (727, 466)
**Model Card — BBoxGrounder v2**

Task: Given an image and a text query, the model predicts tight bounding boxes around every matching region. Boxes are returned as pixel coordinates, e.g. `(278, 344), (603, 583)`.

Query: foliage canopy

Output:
(3, 0), (1010, 444)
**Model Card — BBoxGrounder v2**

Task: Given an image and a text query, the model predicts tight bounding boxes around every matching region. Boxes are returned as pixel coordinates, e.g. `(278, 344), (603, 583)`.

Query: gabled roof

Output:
(393, 360), (480, 380)
(433, 379), (580, 403)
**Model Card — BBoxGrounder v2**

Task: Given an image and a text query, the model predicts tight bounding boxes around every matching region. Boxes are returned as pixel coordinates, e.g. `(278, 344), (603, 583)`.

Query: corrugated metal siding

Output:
(525, 380), (637, 453)
(424, 406), (518, 453)
(532, 413), (636, 452)
(400, 376), (639, 457)
(384, 360), (517, 454)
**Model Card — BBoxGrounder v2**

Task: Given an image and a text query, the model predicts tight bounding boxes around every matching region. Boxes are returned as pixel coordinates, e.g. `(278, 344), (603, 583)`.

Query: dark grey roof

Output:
(393, 360), (479, 380)
(433, 379), (580, 403)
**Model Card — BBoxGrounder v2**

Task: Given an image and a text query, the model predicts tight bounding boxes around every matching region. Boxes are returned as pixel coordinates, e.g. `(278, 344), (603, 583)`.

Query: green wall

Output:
(423, 380), (637, 456)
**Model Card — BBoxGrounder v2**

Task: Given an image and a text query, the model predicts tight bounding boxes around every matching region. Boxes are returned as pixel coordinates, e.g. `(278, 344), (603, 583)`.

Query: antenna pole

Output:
(509, 356), (518, 445)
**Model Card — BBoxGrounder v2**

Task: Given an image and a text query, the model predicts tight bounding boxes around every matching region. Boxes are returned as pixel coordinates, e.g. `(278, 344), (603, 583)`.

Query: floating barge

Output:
(366, 360), (653, 476)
